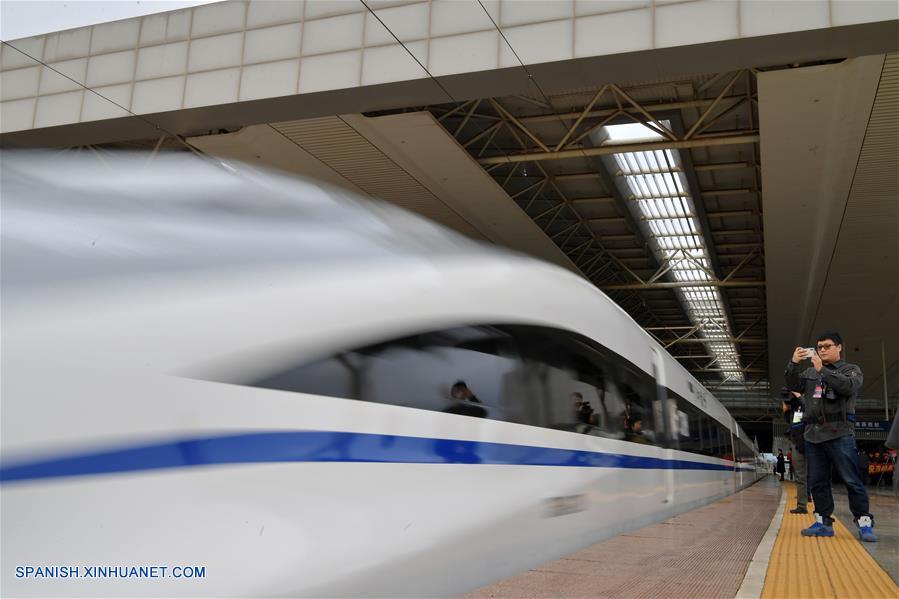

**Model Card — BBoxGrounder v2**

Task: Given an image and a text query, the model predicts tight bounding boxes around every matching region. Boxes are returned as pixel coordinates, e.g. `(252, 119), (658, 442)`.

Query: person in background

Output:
(785, 331), (876, 542)
(627, 418), (652, 444)
(775, 449), (786, 481)
(781, 388), (809, 513)
(857, 449), (870, 486)
(571, 392), (598, 427)
(445, 380), (487, 418)
(451, 380), (480, 404)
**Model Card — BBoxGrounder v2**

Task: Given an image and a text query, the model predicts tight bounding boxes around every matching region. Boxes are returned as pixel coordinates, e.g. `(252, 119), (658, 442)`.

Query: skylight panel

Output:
(660, 221), (674, 236)
(605, 122), (664, 143)
(649, 174), (666, 196)
(665, 172), (684, 196)
(635, 177), (652, 198)
(650, 199), (665, 217)
(635, 153), (650, 172)
(638, 199), (656, 217)
(659, 174), (673, 196)
(663, 198), (678, 216)
(603, 119), (744, 382)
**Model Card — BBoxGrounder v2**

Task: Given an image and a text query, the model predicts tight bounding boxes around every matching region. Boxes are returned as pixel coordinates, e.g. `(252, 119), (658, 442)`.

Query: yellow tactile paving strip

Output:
(762, 482), (899, 599)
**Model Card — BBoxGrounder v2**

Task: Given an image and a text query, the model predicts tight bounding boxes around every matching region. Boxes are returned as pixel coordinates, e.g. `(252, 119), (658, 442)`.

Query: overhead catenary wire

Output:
(473, 1), (678, 328)
(359, 0), (662, 327)
(358, 0), (457, 105)
(0, 39), (206, 158)
(356, 0), (536, 180)
(2, 6), (513, 169)
(476, 0), (600, 163)
(357, 0), (579, 249)
(474, 1), (750, 380)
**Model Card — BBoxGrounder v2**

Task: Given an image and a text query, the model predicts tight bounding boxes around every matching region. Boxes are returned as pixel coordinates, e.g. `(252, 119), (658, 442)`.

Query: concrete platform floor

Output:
(832, 483), (899, 584)
(460, 476), (899, 598)
(461, 479), (780, 599)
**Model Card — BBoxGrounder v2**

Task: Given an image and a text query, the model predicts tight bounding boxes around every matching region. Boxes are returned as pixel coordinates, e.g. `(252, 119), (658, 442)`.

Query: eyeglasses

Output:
(816, 343), (836, 351)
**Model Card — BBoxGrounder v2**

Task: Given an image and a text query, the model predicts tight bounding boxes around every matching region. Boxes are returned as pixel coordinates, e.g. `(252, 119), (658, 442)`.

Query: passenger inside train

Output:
(628, 418), (652, 445)
(245, 322), (748, 462)
(571, 392), (598, 432)
(446, 381), (487, 418)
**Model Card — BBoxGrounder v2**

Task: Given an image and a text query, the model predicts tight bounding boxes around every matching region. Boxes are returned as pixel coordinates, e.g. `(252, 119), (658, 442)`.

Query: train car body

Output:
(0, 153), (763, 597)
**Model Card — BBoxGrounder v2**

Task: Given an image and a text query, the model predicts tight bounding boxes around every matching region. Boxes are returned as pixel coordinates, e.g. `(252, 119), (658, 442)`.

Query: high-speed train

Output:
(0, 152), (763, 597)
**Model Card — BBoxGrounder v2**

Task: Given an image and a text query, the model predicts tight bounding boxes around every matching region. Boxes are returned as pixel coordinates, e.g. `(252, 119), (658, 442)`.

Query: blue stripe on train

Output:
(0, 431), (753, 483)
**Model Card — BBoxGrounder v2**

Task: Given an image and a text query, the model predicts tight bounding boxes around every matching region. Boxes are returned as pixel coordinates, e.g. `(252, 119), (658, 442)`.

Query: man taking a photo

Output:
(785, 331), (876, 542)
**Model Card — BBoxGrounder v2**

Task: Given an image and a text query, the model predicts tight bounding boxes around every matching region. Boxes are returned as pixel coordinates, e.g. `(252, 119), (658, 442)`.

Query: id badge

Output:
(792, 410), (803, 423)
(813, 385), (824, 399)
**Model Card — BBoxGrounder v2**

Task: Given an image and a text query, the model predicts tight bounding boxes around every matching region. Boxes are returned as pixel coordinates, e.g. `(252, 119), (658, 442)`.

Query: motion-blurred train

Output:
(1, 152), (763, 597)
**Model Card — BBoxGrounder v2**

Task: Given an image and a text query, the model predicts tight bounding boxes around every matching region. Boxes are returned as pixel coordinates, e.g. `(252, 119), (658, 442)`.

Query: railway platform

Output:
(461, 477), (899, 598)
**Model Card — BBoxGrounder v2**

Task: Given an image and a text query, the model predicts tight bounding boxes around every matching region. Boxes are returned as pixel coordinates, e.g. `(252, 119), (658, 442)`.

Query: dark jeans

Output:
(791, 442), (808, 509)
(806, 435), (871, 525)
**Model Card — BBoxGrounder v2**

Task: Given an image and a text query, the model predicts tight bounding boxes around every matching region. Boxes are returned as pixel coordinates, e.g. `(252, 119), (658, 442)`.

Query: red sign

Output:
(868, 463), (894, 475)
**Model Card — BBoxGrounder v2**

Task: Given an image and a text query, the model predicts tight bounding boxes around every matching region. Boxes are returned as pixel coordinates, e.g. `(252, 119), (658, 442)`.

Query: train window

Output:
(680, 398), (743, 460)
(717, 421), (731, 459)
(240, 323), (671, 445)
(735, 436), (754, 465)
(698, 416), (709, 456)
(621, 381), (655, 445)
(675, 395), (704, 454)
(501, 326), (626, 437)
(713, 420), (725, 458)
(251, 326), (521, 420)
(710, 420), (721, 458)
(700, 416), (724, 458)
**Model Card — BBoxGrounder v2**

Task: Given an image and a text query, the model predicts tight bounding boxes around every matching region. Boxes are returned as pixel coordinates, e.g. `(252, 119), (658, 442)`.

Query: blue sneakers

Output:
(799, 515), (877, 541)
(857, 516), (878, 543)
(801, 515), (834, 537)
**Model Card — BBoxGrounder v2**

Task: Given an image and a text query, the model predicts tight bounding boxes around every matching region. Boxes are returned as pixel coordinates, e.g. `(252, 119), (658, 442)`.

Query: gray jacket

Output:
(784, 359), (863, 444)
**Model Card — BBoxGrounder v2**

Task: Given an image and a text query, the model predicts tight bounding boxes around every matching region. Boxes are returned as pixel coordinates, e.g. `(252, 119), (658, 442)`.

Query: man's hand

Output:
(782, 401), (790, 413)
(811, 352), (823, 373)
(791, 347), (807, 364)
